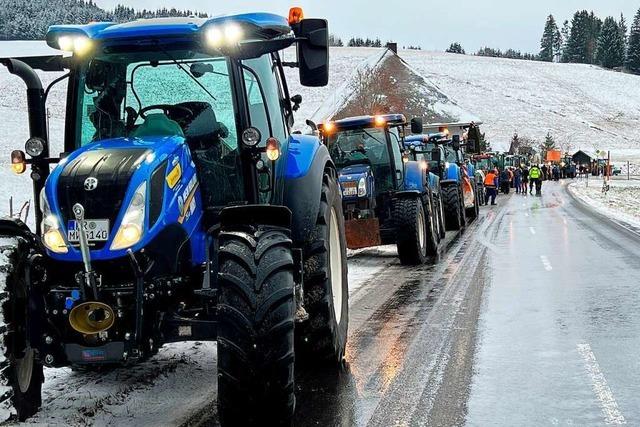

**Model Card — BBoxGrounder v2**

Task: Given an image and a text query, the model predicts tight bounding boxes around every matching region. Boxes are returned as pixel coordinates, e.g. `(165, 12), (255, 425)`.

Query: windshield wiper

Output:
(362, 129), (385, 145)
(160, 47), (217, 101)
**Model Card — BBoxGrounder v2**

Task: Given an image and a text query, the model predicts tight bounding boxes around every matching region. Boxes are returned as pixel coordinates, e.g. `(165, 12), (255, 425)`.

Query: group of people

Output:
(482, 164), (544, 205)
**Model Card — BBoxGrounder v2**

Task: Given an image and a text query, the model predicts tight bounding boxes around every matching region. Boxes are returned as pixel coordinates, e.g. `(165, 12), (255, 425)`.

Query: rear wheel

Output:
(0, 237), (43, 422)
(425, 196), (438, 256)
(217, 227), (296, 426)
(297, 172), (349, 365)
(395, 197), (428, 265)
(442, 185), (463, 231)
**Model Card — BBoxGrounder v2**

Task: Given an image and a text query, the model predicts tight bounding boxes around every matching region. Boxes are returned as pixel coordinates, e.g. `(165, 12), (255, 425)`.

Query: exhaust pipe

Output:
(1, 58), (51, 233)
(69, 301), (115, 335)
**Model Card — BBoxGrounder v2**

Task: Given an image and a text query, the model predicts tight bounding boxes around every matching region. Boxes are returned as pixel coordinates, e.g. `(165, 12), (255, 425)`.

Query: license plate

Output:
(67, 219), (110, 242)
(342, 183), (358, 197)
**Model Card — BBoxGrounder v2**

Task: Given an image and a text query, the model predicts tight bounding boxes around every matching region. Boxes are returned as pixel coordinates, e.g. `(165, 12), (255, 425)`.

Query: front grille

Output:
(57, 148), (148, 249)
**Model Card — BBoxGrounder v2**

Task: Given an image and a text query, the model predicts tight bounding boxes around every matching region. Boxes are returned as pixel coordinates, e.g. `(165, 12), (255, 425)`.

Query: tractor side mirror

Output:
(295, 19), (329, 87)
(431, 148), (441, 162)
(451, 135), (461, 151)
(410, 117), (423, 134)
(291, 94), (303, 111)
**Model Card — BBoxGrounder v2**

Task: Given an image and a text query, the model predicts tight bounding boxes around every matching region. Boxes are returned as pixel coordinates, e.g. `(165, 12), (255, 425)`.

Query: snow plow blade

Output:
(345, 218), (381, 249)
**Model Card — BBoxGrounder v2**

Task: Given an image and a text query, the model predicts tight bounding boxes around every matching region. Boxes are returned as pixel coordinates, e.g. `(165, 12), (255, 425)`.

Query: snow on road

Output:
(568, 179), (640, 230)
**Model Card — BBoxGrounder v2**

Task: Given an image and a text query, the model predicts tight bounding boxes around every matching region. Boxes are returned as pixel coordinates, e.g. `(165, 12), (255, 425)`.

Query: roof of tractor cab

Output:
(320, 114), (407, 132)
(405, 132), (450, 146)
(46, 13), (291, 48)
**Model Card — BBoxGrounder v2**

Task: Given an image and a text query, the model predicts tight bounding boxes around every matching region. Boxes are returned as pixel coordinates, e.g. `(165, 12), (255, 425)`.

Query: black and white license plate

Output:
(342, 183), (358, 197)
(67, 219), (110, 242)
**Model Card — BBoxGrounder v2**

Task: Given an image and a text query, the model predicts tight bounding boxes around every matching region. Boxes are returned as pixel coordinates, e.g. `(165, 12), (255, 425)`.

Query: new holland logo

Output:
(84, 177), (98, 191)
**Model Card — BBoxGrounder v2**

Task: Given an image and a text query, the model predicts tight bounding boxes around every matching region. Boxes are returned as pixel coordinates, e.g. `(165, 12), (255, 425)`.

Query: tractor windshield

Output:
(73, 49), (246, 207)
(76, 50), (237, 148)
(327, 127), (395, 192)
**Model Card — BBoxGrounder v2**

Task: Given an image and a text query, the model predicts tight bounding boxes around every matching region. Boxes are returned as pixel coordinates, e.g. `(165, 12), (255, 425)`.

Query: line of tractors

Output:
(0, 7), (485, 426)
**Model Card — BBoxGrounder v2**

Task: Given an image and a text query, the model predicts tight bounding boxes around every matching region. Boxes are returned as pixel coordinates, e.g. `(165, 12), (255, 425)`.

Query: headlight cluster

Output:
(111, 182), (146, 251)
(357, 177), (367, 197)
(57, 35), (93, 56)
(41, 190), (67, 254)
(205, 23), (244, 48)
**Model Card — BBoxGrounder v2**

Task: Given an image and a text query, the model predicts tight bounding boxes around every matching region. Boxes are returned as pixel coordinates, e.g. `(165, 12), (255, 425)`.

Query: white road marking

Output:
(577, 343), (627, 425)
(529, 226), (536, 235)
(540, 255), (552, 271)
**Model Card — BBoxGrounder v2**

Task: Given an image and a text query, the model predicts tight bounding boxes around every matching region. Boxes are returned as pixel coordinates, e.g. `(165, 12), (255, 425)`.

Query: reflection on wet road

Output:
(195, 181), (640, 426)
(295, 213), (491, 426)
(466, 181), (640, 426)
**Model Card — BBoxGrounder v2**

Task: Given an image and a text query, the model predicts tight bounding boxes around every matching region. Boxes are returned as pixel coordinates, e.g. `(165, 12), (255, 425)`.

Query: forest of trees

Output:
(444, 7), (640, 74)
(0, 0), (206, 40)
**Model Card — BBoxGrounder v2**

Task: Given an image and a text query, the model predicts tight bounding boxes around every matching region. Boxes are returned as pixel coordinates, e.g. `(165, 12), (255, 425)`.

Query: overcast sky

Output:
(93, 1), (639, 53)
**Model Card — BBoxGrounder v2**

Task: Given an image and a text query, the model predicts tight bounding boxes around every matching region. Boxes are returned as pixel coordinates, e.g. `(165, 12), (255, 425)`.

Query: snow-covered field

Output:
(568, 179), (640, 230)
(400, 50), (640, 159)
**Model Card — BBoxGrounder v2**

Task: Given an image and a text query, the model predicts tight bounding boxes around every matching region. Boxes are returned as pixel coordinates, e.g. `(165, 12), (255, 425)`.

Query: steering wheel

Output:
(139, 104), (194, 120)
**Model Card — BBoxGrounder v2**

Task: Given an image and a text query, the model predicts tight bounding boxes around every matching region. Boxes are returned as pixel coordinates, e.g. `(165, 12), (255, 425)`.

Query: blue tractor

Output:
(0, 10), (349, 425)
(318, 115), (440, 265)
(404, 131), (479, 231)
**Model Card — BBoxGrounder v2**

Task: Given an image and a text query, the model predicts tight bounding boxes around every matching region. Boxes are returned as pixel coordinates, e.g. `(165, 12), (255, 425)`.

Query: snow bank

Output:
(568, 179), (640, 230)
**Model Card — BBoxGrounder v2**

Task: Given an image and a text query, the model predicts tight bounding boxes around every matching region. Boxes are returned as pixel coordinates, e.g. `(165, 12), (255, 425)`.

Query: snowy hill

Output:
(399, 50), (640, 159)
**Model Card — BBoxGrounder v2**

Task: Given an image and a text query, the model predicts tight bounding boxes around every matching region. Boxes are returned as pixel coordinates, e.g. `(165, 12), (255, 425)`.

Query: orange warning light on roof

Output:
(289, 7), (304, 25)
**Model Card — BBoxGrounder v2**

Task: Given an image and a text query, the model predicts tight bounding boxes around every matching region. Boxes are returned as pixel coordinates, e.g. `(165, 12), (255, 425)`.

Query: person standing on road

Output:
(541, 164), (548, 181)
(514, 167), (522, 194)
(500, 169), (511, 194)
(521, 166), (529, 194)
(529, 164), (542, 195)
(484, 169), (498, 205)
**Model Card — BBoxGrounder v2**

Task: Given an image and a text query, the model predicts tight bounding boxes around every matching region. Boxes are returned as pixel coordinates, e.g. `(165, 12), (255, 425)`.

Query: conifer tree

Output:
(626, 8), (640, 73)
(539, 15), (558, 62)
(596, 16), (624, 69)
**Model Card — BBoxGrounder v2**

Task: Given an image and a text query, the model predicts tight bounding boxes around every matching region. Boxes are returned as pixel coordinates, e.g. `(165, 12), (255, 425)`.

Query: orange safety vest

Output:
(484, 173), (497, 187)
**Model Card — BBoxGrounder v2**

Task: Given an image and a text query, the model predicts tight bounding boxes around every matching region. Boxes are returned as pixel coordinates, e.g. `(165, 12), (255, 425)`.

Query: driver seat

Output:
(131, 113), (184, 138)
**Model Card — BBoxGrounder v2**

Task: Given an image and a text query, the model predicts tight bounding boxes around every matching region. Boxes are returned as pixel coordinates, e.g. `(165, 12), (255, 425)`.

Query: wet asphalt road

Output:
(193, 180), (640, 426)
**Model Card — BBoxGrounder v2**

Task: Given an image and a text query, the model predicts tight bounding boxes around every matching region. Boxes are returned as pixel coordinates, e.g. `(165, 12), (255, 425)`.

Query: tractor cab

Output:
(320, 114), (407, 222)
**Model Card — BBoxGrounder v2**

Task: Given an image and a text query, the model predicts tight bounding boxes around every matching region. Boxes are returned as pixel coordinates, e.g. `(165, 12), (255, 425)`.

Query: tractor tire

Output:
(297, 172), (348, 366)
(0, 237), (43, 422)
(425, 196), (439, 257)
(442, 185), (463, 231)
(216, 227), (296, 427)
(436, 192), (446, 240)
(394, 197), (428, 265)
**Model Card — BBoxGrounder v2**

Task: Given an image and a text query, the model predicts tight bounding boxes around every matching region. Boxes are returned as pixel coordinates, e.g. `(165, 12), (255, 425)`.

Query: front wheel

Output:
(0, 237), (43, 422)
(395, 197), (428, 265)
(217, 227), (296, 426)
(297, 172), (348, 365)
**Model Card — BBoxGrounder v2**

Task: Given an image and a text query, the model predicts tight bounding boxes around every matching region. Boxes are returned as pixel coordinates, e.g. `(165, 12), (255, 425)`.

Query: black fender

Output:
(393, 190), (423, 199)
(283, 145), (334, 245)
(219, 205), (292, 230)
(0, 217), (40, 246)
(439, 179), (459, 188)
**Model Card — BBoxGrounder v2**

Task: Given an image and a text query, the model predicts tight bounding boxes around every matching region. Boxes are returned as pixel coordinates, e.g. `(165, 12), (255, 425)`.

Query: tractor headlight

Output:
(205, 23), (243, 48)
(25, 137), (45, 157)
(40, 189), (67, 254)
(445, 162), (450, 169)
(57, 35), (93, 56)
(357, 177), (367, 197)
(241, 127), (261, 147)
(111, 182), (146, 251)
